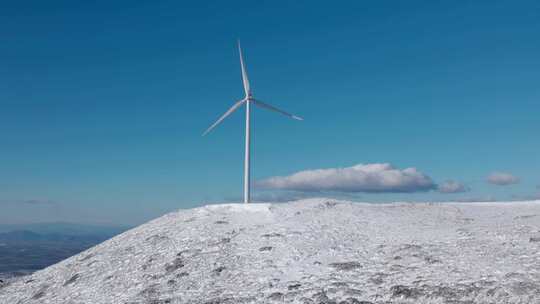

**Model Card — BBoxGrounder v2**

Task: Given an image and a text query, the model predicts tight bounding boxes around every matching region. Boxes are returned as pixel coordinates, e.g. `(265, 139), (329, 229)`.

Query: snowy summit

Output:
(1, 199), (540, 303)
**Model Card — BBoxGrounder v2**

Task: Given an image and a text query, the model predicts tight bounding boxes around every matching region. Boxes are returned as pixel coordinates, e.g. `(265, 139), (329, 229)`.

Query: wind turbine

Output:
(203, 41), (303, 204)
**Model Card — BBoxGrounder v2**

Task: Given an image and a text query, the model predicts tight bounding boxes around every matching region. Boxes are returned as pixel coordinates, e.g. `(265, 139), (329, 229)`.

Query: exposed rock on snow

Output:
(1, 199), (540, 303)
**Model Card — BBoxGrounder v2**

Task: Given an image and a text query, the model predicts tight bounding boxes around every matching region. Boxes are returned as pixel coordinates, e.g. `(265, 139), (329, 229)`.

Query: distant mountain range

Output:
(0, 222), (130, 278)
(0, 229), (114, 243)
(0, 222), (129, 236)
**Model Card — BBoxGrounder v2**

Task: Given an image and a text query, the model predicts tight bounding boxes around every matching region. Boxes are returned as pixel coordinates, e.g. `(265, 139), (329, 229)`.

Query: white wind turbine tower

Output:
(203, 41), (303, 204)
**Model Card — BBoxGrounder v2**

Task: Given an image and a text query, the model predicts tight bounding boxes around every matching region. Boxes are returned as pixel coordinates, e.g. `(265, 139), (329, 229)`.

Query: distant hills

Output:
(0, 229), (116, 243)
(0, 222), (129, 236)
(0, 222), (129, 278)
(0, 230), (43, 242)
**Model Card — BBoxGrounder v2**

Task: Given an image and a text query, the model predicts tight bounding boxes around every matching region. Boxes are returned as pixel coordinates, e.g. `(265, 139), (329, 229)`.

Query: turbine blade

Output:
(202, 99), (246, 136)
(252, 99), (303, 121)
(238, 40), (251, 97)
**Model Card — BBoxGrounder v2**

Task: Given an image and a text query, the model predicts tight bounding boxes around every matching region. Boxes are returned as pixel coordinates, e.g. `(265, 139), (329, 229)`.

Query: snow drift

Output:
(1, 199), (540, 303)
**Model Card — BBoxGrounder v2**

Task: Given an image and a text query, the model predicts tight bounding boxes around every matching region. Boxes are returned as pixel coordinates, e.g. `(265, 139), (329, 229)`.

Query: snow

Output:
(1, 199), (540, 303)
(200, 203), (272, 213)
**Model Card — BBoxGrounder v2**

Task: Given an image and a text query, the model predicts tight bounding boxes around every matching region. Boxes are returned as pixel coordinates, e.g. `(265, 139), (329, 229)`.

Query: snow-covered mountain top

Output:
(1, 199), (540, 303)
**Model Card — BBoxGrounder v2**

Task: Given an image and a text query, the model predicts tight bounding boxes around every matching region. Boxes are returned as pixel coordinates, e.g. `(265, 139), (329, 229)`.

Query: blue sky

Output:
(1, 1), (539, 225)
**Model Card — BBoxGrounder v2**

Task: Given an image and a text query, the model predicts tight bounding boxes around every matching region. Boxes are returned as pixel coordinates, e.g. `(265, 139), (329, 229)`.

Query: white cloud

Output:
(486, 172), (520, 186)
(256, 163), (436, 193)
(438, 181), (470, 193)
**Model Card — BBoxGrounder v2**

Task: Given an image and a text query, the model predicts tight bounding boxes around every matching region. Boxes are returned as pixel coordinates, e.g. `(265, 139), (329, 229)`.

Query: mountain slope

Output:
(1, 199), (540, 303)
